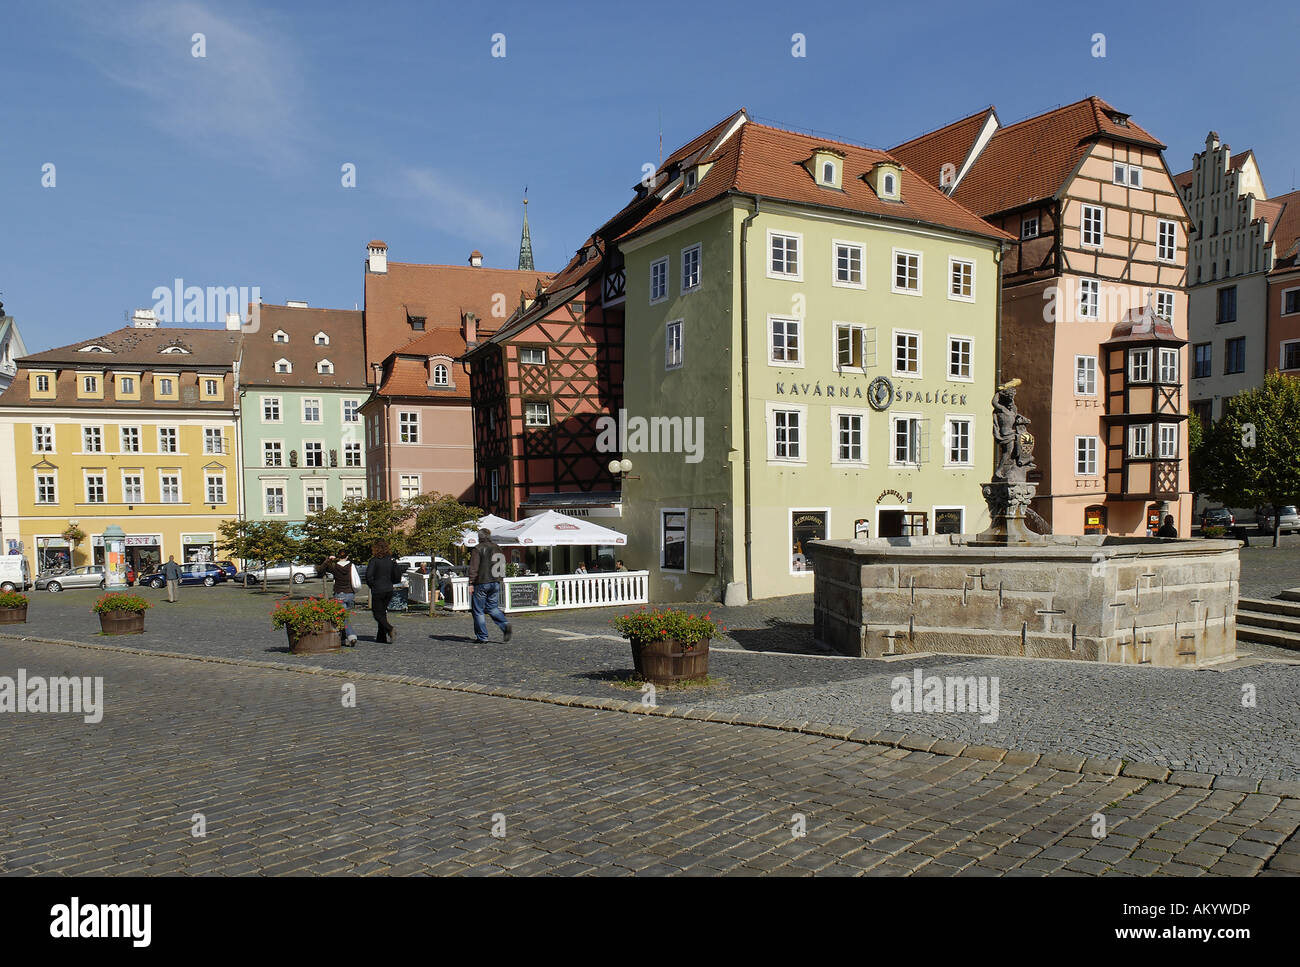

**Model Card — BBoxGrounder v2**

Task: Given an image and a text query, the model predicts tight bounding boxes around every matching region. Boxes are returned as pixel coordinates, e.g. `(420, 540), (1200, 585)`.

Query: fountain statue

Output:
(977, 378), (1041, 544)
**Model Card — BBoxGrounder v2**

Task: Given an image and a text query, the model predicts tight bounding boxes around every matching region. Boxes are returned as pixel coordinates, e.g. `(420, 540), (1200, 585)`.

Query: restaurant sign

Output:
(775, 381), (966, 408)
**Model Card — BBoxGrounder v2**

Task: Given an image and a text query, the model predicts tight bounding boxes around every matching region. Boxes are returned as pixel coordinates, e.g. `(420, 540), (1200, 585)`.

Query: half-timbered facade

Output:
(893, 96), (1193, 536)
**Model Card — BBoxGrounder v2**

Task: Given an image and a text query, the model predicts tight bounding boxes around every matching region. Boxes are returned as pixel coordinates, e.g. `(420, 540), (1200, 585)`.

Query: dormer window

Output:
(884, 174), (896, 195)
(683, 168), (698, 191)
(79, 344), (111, 353)
(433, 364), (449, 386)
(273, 330), (289, 343)
(317, 359), (334, 374)
(866, 161), (903, 202)
(160, 345), (189, 354)
(823, 162), (835, 183)
(809, 148), (844, 189)
(314, 332), (329, 346)
(275, 358), (292, 374)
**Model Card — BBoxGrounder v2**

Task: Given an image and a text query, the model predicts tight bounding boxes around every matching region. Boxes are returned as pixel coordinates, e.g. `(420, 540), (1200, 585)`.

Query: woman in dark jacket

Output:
(364, 540), (402, 643)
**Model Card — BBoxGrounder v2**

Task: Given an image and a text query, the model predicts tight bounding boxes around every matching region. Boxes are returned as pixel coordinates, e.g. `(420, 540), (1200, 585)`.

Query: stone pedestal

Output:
(976, 482), (1038, 544)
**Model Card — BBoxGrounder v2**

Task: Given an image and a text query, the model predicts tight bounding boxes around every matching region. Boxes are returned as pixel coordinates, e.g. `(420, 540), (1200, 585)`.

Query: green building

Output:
(237, 304), (368, 525)
(615, 111), (1013, 602)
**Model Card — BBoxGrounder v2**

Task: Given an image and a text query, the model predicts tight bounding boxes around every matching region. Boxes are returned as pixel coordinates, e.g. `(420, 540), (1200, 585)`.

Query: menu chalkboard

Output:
(509, 582), (539, 609)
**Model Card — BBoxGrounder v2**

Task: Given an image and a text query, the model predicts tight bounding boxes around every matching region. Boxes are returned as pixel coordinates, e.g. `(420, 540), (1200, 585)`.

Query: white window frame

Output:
(665, 319), (684, 371)
(303, 481), (326, 515)
(1075, 354), (1097, 396)
(1113, 162), (1142, 189)
(890, 413), (924, 467)
(1128, 424), (1152, 459)
(84, 472), (106, 505)
(343, 441), (362, 468)
(519, 348), (546, 366)
(122, 473), (143, 505)
(944, 415), (974, 468)
(274, 359), (291, 375)
(1157, 424), (1178, 459)
(1081, 204), (1105, 248)
(82, 425), (103, 453)
(342, 399), (360, 423)
(833, 323), (870, 373)
(1078, 278), (1101, 319)
(432, 364), (449, 386)
(830, 407), (868, 466)
(1075, 436), (1099, 476)
(159, 472), (182, 504)
(1129, 348), (1152, 383)
(119, 425), (141, 453)
(768, 316), (803, 367)
(767, 401), (807, 464)
(34, 374), (51, 394)
(157, 426), (178, 454)
(317, 360), (334, 375)
(659, 507), (688, 573)
(649, 257), (668, 304)
(1158, 347), (1179, 384)
(303, 440), (325, 468)
(205, 472), (226, 506)
(524, 402), (551, 428)
(831, 240), (865, 289)
(263, 483), (287, 517)
(203, 426), (224, 455)
(35, 472), (58, 505)
(1280, 287), (1300, 316)
(947, 335), (973, 382)
(302, 398), (322, 423)
(1157, 219), (1177, 263)
(156, 376), (176, 396)
(81, 374), (99, 395)
(681, 243), (701, 293)
(398, 411), (420, 444)
(263, 440), (284, 468)
(33, 424), (55, 453)
(767, 230), (803, 281)
(203, 377), (219, 396)
(892, 248), (922, 295)
(119, 376), (136, 395)
(1281, 339), (1300, 372)
(947, 258), (975, 302)
(261, 396), (282, 423)
(892, 329), (922, 379)
(1021, 216), (1040, 240)
(399, 474), (421, 502)
(1156, 290), (1175, 323)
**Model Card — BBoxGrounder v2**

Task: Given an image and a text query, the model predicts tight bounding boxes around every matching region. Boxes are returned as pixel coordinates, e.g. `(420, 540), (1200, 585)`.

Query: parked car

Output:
(243, 561), (319, 584)
(1200, 507), (1235, 529)
(397, 555), (453, 572)
(139, 561), (229, 589)
(1255, 505), (1300, 533)
(35, 565), (107, 592)
(214, 560), (239, 580)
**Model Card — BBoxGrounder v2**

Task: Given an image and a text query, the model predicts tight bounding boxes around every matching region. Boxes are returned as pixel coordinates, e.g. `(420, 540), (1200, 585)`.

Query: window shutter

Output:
(916, 419), (931, 464)
(863, 327), (877, 368)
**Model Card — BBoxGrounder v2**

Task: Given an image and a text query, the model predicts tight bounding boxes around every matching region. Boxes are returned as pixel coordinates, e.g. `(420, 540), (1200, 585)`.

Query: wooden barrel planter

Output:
(289, 628), (342, 655)
(99, 610), (145, 635)
(0, 605), (28, 625)
(631, 637), (710, 684)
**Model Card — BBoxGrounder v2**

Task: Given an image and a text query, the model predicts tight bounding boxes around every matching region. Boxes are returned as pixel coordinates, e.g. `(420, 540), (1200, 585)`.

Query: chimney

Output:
(370, 361), (383, 386)
(286, 300), (308, 309)
(468, 250), (483, 268)
(462, 311), (478, 347)
(366, 240), (388, 274)
(131, 308), (158, 329)
(224, 312), (241, 331)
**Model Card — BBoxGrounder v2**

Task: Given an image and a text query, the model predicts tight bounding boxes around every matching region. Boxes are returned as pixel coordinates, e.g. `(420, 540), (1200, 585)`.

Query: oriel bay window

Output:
(1128, 348), (1152, 382)
(1157, 424), (1179, 459)
(1128, 424), (1151, 458)
(1158, 347), (1179, 384)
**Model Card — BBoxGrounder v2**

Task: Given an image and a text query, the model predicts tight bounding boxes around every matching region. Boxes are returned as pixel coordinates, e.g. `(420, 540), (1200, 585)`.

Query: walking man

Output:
(323, 553), (360, 646)
(163, 554), (182, 603)
(468, 528), (511, 643)
(363, 540), (401, 643)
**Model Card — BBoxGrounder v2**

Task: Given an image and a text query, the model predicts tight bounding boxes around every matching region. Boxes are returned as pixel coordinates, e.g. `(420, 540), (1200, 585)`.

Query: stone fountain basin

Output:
(808, 536), (1242, 667)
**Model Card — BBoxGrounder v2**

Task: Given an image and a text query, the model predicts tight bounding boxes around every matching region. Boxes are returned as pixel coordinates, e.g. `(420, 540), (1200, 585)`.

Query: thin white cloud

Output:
(397, 167), (521, 251)
(67, 0), (307, 171)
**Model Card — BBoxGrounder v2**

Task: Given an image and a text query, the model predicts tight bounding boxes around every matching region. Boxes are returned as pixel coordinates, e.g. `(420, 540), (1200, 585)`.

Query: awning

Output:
(456, 513), (516, 547)
(492, 510), (627, 547)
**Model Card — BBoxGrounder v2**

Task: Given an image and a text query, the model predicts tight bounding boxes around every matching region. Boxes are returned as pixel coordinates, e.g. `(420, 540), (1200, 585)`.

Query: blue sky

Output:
(3, 0), (1298, 353)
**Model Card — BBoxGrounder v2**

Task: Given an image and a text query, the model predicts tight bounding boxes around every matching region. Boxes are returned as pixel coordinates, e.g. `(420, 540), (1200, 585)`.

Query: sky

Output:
(2, 0), (1298, 353)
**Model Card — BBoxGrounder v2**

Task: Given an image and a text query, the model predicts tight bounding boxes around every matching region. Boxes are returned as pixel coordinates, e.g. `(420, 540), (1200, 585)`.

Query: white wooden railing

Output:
(410, 572), (648, 613)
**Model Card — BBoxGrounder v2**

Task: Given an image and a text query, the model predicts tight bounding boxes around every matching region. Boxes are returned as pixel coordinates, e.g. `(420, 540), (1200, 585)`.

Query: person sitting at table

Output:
(574, 562), (588, 575)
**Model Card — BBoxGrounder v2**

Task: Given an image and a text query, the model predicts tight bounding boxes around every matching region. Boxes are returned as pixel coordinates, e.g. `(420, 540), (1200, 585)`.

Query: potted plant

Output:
(0, 590), (29, 625)
(611, 607), (719, 684)
(61, 523), (86, 547)
(272, 596), (347, 654)
(93, 591), (152, 635)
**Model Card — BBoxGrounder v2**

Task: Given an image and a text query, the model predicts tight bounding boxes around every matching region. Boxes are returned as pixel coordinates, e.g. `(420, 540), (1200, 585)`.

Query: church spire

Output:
(517, 192), (535, 271)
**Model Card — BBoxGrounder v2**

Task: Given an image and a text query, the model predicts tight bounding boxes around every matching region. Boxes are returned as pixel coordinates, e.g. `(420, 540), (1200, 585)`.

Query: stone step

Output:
(1235, 621), (1300, 651)
(1279, 588), (1300, 603)
(1237, 597), (1300, 619)
(1235, 608), (1300, 633)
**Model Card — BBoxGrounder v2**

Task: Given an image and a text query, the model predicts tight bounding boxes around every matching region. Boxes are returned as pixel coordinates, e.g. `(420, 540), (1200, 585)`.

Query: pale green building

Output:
(237, 304), (368, 526)
(615, 111), (1012, 602)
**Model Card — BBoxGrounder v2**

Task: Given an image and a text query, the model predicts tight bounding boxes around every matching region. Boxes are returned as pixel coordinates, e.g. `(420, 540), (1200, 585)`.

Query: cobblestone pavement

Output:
(1, 639), (1296, 876)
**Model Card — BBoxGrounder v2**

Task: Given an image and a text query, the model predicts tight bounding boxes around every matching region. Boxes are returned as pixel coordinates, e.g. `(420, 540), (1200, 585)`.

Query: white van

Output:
(0, 555), (33, 592)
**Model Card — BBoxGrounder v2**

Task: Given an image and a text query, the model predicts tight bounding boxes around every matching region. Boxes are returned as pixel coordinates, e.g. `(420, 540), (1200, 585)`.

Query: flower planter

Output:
(288, 627), (342, 655)
(630, 637), (710, 684)
(99, 610), (145, 635)
(0, 605), (28, 625)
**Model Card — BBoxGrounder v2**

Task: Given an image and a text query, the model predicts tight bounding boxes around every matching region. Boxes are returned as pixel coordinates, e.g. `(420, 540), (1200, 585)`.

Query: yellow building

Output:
(0, 316), (241, 575)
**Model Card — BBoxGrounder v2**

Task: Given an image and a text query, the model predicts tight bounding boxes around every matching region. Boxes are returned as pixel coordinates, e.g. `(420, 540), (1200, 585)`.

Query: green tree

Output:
(405, 493), (482, 560)
(217, 519), (302, 590)
(1198, 372), (1300, 546)
(1187, 406), (1205, 504)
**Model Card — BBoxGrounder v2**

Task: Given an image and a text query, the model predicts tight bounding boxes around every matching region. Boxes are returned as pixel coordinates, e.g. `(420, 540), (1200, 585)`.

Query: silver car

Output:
(1256, 505), (1300, 534)
(36, 565), (107, 592)
(243, 561), (319, 585)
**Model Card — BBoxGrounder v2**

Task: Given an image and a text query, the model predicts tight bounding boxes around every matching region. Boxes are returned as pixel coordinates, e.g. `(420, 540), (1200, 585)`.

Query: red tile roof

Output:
(1268, 189), (1300, 265)
(240, 304), (367, 388)
(374, 355), (471, 400)
(620, 114), (1012, 244)
(943, 97), (1165, 217)
(889, 107), (994, 192)
(362, 258), (553, 370)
